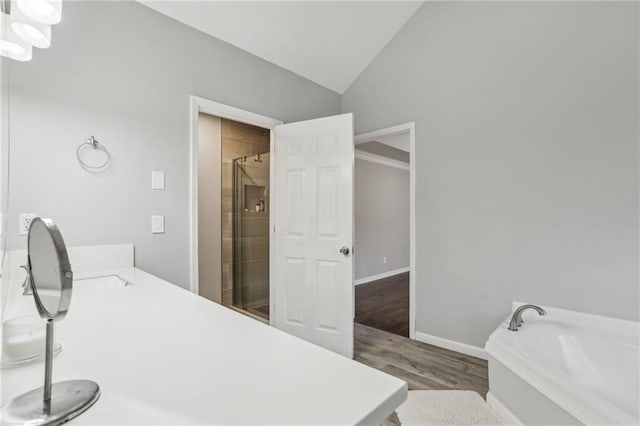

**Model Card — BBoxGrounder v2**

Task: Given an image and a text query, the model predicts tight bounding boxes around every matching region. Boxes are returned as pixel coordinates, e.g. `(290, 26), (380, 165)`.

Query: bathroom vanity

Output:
(1, 245), (407, 425)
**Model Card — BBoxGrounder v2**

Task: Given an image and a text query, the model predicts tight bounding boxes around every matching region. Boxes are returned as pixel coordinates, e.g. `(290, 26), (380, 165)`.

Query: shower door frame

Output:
(189, 96), (282, 309)
(232, 153), (271, 315)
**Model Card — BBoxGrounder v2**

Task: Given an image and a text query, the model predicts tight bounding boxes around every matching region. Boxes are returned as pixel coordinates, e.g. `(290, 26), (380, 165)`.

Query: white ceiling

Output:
(139, 1), (423, 94)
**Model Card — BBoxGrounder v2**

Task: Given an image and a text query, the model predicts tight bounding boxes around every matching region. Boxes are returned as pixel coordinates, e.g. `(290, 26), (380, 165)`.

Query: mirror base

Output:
(0, 380), (100, 426)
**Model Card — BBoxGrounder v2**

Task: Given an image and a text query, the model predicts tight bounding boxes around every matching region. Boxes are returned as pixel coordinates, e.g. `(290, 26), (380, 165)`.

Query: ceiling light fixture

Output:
(1, 0), (62, 62)
(0, 12), (33, 61)
(10, 6), (51, 48)
(16, 0), (62, 25)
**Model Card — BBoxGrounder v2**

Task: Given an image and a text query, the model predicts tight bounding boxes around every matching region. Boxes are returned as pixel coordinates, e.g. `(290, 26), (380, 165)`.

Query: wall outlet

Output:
(19, 213), (38, 236)
(383, 256), (387, 264)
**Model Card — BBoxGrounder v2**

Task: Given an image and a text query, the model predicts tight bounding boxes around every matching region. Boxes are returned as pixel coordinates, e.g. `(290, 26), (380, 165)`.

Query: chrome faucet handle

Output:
(508, 304), (547, 331)
(20, 264), (33, 296)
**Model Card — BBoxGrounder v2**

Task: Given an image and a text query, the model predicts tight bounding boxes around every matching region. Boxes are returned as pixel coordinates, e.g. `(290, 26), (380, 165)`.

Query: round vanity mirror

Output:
(28, 217), (72, 321)
(0, 217), (100, 426)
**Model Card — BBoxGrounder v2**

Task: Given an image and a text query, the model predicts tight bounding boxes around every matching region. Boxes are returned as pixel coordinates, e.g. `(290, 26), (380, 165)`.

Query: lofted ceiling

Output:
(139, 1), (423, 94)
(374, 133), (410, 152)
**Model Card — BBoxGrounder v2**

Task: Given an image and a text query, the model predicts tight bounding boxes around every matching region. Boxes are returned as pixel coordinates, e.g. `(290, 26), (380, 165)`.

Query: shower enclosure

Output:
(232, 153), (270, 319)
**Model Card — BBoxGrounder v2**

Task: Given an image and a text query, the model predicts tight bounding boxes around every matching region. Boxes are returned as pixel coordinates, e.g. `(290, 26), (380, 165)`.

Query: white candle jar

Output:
(2, 315), (47, 363)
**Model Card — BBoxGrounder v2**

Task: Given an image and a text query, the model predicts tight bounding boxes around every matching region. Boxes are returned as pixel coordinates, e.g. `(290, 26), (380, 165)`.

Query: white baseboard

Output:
(354, 267), (409, 286)
(486, 392), (523, 425)
(414, 331), (488, 360)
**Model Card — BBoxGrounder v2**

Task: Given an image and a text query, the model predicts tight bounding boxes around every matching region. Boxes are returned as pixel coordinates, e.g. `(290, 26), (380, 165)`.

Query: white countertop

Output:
(1, 267), (407, 425)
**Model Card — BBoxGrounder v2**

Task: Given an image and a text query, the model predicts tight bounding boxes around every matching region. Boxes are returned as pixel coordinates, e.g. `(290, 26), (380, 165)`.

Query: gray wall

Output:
(355, 159), (409, 280)
(5, 1), (340, 289)
(343, 2), (639, 346)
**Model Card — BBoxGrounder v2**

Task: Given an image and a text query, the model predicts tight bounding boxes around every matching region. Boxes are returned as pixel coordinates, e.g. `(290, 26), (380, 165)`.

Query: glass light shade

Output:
(10, 7), (51, 48)
(17, 0), (62, 25)
(0, 13), (33, 61)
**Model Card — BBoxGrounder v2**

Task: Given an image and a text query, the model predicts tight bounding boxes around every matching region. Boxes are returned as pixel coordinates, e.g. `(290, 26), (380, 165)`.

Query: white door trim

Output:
(189, 95), (283, 295)
(354, 122), (416, 339)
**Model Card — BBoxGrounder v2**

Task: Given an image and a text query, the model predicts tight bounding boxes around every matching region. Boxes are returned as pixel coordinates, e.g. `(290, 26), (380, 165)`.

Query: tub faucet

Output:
(508, 304), (547, 331)
(20, 264), (33, 295)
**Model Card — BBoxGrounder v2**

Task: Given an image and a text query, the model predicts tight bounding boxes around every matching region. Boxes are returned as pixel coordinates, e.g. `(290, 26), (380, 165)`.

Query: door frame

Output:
(188, 95), (282, 296)
(354, 122), (416, 339)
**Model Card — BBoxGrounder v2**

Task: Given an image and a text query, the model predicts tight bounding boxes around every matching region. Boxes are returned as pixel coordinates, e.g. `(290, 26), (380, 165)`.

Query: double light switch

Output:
(152, 171), (165, 234)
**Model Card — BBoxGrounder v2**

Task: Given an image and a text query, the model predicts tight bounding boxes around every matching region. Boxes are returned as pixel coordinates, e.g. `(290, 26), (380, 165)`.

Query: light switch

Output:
(151, 215), (165, 234)
(151, 171), (165, 190)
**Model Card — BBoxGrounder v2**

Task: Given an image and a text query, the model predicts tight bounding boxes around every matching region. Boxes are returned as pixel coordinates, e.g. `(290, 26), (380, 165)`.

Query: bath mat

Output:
(396, 390), (507, 426)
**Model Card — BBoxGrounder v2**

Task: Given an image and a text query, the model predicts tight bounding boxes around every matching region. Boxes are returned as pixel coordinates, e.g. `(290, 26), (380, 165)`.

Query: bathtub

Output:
(485, 303), (639, 425)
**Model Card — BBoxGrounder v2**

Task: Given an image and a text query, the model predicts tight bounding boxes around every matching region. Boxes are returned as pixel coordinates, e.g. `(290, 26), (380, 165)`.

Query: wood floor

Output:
(354, 323), (489, 396)
(355, 272), (409, 337)
(354, 323), (489, 425)
(354, 275), (488, 392)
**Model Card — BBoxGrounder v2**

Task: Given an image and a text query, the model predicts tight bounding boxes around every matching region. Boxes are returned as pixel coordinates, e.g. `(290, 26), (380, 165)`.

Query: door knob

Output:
(339, 246), (350, 256)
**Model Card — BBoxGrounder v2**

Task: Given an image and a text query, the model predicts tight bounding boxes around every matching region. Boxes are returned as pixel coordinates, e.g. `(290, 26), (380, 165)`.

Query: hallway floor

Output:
(354, 323), (489, 425)
(354, 324), (489, 395)
(355, 272), (409, 337)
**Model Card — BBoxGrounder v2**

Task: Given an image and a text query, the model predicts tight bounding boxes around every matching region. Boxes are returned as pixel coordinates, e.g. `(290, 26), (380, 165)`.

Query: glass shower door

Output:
(232, 153), (270, 319)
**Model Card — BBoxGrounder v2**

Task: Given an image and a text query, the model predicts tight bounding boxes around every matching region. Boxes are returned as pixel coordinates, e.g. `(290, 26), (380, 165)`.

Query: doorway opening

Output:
(190, 96), (282, 322)
(192, 98), (356, 357)
(353, 123), (415, 339)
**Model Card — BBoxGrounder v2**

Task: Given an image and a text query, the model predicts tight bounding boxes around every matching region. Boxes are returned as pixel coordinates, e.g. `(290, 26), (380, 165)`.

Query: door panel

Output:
(285, 171), (305, 236)
(273, 113), (354, 358)
(284, 257), (305, 325)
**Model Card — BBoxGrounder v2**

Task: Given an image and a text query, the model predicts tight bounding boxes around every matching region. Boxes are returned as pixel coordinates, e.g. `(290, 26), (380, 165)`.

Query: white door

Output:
(272, 113), (354, 358)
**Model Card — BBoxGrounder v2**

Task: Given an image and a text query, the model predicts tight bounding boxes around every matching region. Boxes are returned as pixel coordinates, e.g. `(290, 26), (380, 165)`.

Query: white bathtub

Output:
(485, 303), (639, 425)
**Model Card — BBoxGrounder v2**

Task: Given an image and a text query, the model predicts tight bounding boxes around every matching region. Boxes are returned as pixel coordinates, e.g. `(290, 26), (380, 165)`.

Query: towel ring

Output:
(76, 136), (111, 170)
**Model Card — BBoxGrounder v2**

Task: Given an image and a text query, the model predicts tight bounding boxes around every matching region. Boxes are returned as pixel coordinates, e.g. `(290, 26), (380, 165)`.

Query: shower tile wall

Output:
(221, 119), (270, 308)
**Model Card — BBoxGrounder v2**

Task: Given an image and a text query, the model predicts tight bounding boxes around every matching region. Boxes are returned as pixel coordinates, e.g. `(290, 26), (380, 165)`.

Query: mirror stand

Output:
(1, 218), (100, 425)
(1, 320), (100, 426)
